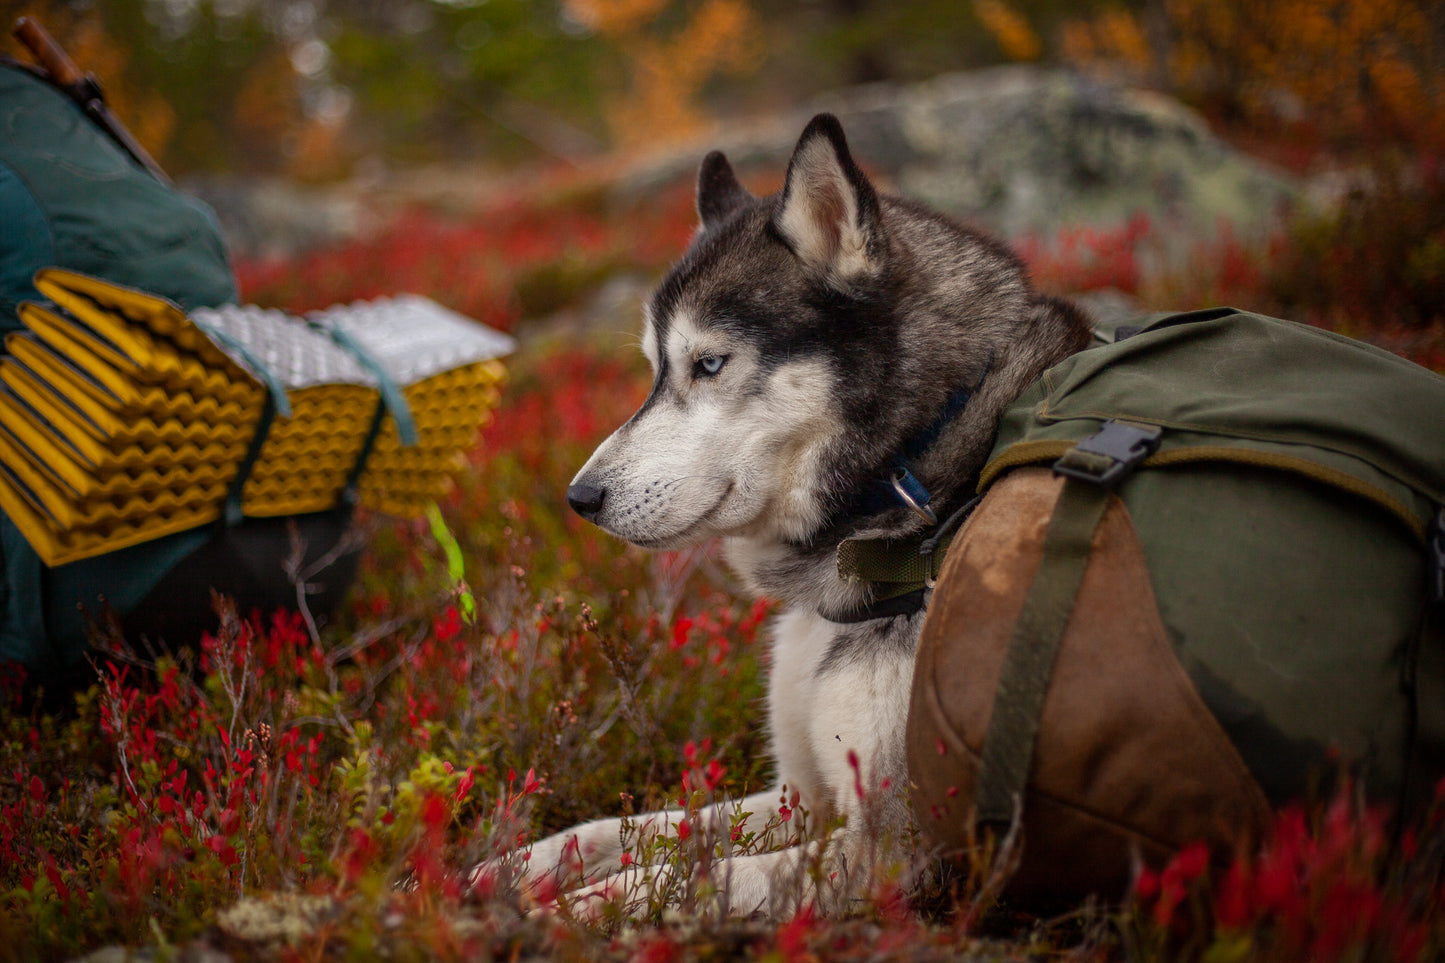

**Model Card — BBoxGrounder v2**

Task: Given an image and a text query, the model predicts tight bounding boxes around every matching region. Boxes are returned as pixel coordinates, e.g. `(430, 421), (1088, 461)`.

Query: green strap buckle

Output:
(1053, 420), (1162, 487)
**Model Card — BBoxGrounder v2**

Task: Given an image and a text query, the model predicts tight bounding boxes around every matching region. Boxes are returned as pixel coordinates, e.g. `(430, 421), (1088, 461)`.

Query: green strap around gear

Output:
(322, 325), (418, 447)
(222, 393), (278, 527)
(339, 401), (389, 508)
(191, 319), (293, 527)
(318, 324), (419, 507)
(974, 478), (1112, 825)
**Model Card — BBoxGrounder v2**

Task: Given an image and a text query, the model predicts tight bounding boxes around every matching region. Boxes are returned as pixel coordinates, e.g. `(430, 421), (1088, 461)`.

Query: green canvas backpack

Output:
(907, 307), (1445, 898)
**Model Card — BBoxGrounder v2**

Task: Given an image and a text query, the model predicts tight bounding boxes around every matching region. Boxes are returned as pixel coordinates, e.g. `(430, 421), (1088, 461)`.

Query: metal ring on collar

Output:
(890, 470), (938, 525)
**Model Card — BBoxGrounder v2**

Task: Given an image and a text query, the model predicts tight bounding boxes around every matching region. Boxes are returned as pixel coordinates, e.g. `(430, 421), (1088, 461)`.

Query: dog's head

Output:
(567, 113), (1042, 550)
(566, 115), (890, 550)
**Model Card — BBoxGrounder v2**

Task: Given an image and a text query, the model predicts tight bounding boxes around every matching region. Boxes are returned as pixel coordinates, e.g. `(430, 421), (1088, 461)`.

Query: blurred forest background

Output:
(2, 0), (1443, 332)
(3, 0), (1441, 178)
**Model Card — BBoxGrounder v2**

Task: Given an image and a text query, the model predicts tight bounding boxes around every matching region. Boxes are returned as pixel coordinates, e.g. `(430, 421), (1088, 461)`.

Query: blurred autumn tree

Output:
(1, 0), (610, 177)
(1, 0), (778, 177)
(0, 0), (1091, 178)
(3, 0), (1440, 184)
(1060, 0), (1445, 158)
(564, 0), (760, 148)
(1057, 0), (1445, 325)
(5, 1), (301, 175)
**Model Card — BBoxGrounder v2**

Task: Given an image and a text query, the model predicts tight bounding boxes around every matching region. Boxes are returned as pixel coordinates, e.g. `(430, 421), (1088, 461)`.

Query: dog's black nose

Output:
(566, 483), (605, 520)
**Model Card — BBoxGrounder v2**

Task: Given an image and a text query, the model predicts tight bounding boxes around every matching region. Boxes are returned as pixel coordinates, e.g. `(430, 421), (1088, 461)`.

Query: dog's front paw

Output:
(467, 840), (578, 907)
(525, 874), (622, 923)
(473, 819), (633, 906)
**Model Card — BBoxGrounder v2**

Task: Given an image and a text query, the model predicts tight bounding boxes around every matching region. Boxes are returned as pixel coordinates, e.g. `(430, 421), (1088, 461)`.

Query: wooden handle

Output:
(13, 17), (86, 88)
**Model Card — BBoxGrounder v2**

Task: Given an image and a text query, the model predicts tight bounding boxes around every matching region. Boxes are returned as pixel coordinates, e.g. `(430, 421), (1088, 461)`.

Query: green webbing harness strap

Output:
(830, 495), (980, 622)
(316, 323), (419, 507)
(973, 479), (1111, 825)
(973, 420), (1162, 826)
(836, 534), (950, 600)
(193, 320), (293, 527)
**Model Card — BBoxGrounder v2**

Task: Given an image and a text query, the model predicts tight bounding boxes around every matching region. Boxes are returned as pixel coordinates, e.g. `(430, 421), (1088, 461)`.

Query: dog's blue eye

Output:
(695, 354), (727, 377)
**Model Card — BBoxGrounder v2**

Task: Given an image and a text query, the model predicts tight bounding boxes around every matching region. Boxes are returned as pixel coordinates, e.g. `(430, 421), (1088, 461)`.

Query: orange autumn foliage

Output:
(5, 6), (177, 166)
(1060, 4), (1153, 84)
(1063, 0), (1444, 153)
(565, 0), (762, 148)
(566, 0), (672, 35)
(973, 0), (1042, 63)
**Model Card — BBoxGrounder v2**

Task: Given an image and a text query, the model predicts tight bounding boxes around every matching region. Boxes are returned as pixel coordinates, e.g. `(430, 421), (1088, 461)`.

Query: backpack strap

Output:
(191, 319), (293, 527)
(974, 421), (1161, 826)
(312, 322), (418, 508)
(1430, 508), (1444, 609)
(973, 479), (1110, 824)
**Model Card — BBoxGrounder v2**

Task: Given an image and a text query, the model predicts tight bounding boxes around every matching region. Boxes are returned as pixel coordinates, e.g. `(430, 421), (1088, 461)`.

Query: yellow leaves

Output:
(290, 116), (350, 184)
(233, 51), (300, 143)
(679, 0), (761, 77)
(566, 0), (763, 149)
(231, 51), (348, 180)
(972, 0), (1041, 63)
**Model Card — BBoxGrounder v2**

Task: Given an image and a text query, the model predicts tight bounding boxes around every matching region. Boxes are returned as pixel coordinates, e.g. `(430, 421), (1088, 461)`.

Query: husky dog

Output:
(522, 113), (1091, 917)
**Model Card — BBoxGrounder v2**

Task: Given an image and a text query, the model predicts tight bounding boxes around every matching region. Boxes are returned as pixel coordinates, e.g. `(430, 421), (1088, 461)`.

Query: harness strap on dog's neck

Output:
(827, 495), (980, 622)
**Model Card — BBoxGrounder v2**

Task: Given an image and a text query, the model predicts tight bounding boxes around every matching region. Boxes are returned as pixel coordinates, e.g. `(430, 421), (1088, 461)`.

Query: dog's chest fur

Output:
(764, 603), (922, 821)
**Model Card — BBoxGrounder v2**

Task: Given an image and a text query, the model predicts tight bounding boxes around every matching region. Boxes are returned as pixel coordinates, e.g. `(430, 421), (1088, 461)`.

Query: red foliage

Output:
(774, 903), (817, 962)
(1019, 214), (1150, 295)
(232, 188), (698, 331)
(1131, 781), (1444, 961)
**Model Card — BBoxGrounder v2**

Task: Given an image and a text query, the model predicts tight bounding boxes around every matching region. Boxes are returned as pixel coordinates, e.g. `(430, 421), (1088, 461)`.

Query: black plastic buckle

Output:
(1053, 420), (1163, 488)
(1431, 509), (1445, 606)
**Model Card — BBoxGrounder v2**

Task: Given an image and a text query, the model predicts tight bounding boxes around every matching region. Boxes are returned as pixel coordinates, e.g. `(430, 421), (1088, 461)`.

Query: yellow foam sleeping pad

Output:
(0, 269), (514, 566)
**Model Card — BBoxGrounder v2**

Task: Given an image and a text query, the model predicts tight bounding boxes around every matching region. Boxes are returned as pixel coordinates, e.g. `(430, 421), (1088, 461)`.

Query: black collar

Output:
(813, 356), (991, 622)
(836, 353), (992, 529)
(820, 587), (928, 624)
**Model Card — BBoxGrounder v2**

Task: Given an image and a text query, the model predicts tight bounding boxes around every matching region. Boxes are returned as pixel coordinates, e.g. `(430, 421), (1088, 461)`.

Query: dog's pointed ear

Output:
(772, 113), (884, 284)
(697, 151), (753, 231)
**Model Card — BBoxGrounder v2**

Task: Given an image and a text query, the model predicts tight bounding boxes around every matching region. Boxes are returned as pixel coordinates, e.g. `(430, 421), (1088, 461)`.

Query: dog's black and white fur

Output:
(517, 114), (1091, 917)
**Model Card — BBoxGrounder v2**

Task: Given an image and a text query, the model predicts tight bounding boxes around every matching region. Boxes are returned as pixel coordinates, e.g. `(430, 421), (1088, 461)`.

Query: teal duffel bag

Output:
(0, 59), (355, 677)
(0, 58), (236, 325)
(908, 307), (1445, 898)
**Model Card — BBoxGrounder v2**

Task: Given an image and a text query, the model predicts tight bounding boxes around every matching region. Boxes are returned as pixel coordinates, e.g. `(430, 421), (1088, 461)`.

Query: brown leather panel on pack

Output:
(907, 467), (1272, 900)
